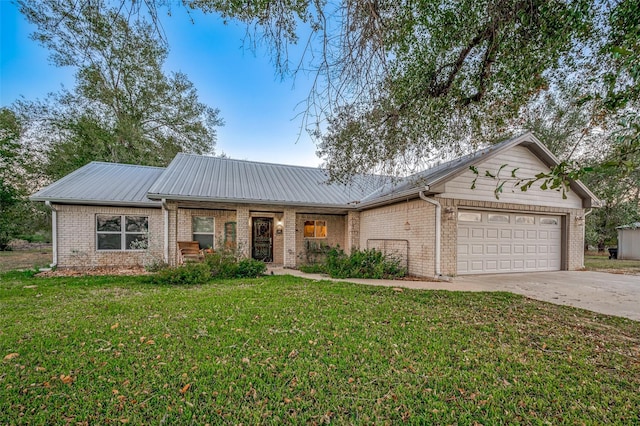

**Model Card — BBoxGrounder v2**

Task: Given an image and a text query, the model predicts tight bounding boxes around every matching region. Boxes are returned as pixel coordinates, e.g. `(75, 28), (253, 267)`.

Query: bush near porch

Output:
(1, 273), (638, 424)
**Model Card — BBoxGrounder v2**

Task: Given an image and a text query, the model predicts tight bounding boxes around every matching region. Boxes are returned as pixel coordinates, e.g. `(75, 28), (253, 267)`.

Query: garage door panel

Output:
(458, 211), (561, 275)
(471, 228), (484, 238)
(500, 229), (512, 238)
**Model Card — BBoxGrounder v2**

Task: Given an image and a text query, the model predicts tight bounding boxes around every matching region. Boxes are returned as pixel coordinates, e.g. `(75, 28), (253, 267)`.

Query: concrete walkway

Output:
(267, 267), (640, 321)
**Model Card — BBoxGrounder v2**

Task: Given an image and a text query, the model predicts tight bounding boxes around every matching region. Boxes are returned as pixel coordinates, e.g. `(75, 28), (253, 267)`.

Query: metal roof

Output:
(617, 222), (640, 230)
(359, 132), (600, 208)
(30, 133), (599, 209)
(30, 162), (164, 207)
(147, 153), (384, 207)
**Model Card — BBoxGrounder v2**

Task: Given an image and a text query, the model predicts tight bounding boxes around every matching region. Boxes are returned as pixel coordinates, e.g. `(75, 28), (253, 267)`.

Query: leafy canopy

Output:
(17, 0), (223, 179)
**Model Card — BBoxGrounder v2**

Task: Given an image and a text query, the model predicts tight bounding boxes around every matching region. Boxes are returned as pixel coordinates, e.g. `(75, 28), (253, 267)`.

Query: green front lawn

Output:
(1, 272), (638, 424)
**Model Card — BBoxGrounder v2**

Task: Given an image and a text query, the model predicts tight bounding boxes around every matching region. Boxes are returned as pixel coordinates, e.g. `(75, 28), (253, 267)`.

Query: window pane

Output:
(126, 233), (148, 250)
(516, 216), (535, 225)
(98, 234), (121, 250)
(315, 221), (327, 238)
(304, 221), (315, 238)
(488, 214), (509, 223)
(540, 217), (558, 225)
(193, 217), (214, 233)
(193, 234), (214, 250)
(126, 216), (148, 232)
(97, 215), (121, 232)
(458, 212), (481, 222)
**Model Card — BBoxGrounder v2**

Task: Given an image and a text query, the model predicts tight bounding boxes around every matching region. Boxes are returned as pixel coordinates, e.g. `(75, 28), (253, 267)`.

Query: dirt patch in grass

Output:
(36, 266), (149, 277)
(0, 248), (52, 273)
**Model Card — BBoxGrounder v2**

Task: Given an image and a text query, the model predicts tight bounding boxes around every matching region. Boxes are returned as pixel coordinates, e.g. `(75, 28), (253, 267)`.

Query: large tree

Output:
(17, 0), (223, 180)
(185, 0), (637, 183)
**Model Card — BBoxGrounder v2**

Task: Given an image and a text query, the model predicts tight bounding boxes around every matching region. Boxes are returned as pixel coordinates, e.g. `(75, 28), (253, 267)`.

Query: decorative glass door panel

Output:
(252, 217), (273, 262)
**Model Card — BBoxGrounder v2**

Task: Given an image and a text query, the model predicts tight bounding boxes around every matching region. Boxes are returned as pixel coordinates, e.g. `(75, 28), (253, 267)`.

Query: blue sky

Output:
(0, 1), (321, 167)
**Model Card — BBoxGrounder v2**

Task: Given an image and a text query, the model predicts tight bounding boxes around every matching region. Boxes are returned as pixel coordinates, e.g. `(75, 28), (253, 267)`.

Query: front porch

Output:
(164, 201), (355, 268)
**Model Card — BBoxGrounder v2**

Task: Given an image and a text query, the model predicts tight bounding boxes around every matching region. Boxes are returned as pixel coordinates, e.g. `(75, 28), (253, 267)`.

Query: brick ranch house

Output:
(31, 133), (598, 277)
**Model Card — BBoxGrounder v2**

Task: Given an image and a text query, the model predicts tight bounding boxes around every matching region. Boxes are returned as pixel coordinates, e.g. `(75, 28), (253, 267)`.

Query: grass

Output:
(1, 272), (639, 424)
(0, 248), (52, 273)
(584, 252), (640, 274)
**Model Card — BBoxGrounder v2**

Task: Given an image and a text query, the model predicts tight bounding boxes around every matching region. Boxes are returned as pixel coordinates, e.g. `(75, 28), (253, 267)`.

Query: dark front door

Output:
(252, 217), (273, 262)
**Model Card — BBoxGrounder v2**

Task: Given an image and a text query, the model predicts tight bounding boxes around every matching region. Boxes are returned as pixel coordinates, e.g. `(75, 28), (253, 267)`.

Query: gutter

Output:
(45, 201), (58, 268)
(418, 188), (441, 277)
(162, 199), (169, 264)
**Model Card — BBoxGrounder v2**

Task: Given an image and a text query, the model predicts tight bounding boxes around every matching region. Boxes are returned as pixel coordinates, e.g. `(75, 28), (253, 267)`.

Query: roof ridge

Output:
(88, 161), (166, 170)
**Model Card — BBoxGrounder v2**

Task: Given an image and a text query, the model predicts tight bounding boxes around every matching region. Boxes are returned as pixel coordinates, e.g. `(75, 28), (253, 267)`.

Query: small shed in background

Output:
(617, 222), (640, 260)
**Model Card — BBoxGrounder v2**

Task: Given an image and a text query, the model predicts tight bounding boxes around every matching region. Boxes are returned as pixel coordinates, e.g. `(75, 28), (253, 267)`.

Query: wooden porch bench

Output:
(178, 241), (205, 263)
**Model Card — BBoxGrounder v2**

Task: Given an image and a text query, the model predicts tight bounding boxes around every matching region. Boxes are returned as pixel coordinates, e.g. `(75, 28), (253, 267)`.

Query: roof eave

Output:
(147, 193), (354, 210)
(29, 196), (161, 208)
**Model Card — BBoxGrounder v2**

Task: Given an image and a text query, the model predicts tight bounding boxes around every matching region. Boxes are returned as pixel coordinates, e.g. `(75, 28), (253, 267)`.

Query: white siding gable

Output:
(439, 145), (583, 209)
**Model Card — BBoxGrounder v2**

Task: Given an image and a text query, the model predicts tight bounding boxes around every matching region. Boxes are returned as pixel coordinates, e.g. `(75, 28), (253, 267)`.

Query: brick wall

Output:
(359, 197), (585, 277)
(55, 204), (163, 268)
(295, 213), (347, 265)
(176, 208), (237, 252)
(283, 208), (296, 267)
(359, 199), (436, 277)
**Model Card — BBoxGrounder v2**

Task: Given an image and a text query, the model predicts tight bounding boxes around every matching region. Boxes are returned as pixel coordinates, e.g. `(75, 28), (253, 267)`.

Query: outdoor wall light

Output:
(445, 207), (456, 220)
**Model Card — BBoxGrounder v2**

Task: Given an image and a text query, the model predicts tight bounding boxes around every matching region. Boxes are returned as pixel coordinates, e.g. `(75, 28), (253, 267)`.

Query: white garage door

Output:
(457, 210), (562, 275)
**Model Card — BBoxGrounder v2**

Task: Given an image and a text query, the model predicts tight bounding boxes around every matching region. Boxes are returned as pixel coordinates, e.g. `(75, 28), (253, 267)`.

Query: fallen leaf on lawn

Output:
(60, 374), (74, 384)
(111, 323), (119, 330)
(35, 366), (46, 372)
(180, 383), (191, 394)
(391, 287), (404, 292)
(288, 350), (299, 359)
(4, 353), (19, 361)
(23, 285), (37, 289)
(145, 340), (155, 345)
(119, 419), (129, 424)
(242, 357), (250, 364)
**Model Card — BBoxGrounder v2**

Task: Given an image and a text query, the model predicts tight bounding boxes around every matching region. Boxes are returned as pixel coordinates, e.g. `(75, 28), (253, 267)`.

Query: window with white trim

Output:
(193, 216), (215, 249)
(304, 220), (327, 238)
(96, 215), (148, 251)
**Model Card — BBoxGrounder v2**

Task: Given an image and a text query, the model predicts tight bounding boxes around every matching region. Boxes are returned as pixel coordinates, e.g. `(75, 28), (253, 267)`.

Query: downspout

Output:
(162, 199), (169, 264)
(419, 188), (441, 277)
(45, 201), (57, 268)
(582, 208), (593, 268)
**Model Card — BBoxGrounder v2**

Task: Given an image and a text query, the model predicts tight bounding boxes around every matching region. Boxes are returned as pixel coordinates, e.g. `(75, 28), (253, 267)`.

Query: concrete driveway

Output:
(454, 271), (640, 321)
(269, 268), (640, 321)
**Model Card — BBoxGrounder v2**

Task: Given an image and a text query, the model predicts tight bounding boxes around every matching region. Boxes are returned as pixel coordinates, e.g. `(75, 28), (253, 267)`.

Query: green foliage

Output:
(324, 248), (406, 279)
(147, 262), (211, 285)
(298, 263), (328, 274)
(205, 250), (266, 279)
(17, 0), (223, 179)
(0, 108), (35, 250)
(235, 258), (267, 278)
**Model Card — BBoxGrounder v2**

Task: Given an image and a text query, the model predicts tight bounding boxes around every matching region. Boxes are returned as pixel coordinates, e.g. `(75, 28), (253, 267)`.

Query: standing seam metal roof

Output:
(147, 153), (383, 206)
(30, 162), (164, 206)
(31, 133), (598, 208)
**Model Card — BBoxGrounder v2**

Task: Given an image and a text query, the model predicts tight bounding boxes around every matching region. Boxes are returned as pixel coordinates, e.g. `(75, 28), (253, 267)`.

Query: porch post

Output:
(283, 208), (297, 267)
(346, 211), (360, 254)
(236, 206), (250, 258)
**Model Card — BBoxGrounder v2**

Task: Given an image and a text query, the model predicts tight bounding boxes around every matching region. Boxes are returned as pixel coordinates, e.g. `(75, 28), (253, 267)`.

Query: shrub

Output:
(204, 250), (266, 279)
(299, 263), (328, 274)
(235, 258), (267, 278)
(148, 262), (210, 285)
(324, 248), (406, 279)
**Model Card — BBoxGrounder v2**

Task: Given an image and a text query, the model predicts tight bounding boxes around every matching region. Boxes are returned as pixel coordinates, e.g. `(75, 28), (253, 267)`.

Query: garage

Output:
(457, 210), (562, 275)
